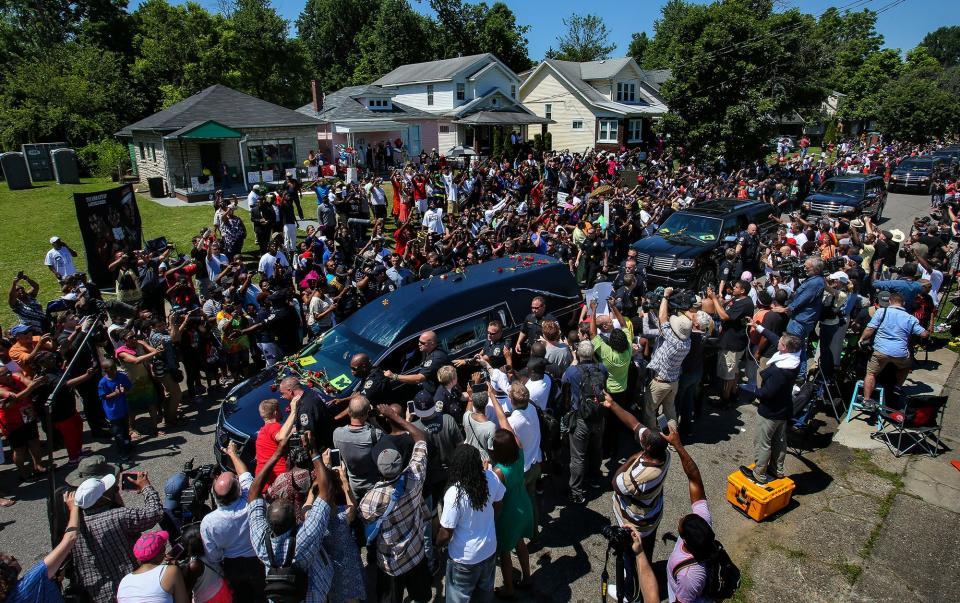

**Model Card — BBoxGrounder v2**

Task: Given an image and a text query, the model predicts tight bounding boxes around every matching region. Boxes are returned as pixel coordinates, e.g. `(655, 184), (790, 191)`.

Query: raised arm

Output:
(44, 491), (80, 578)
(663, 425), (705, 503)
(247, 436), (288, 502)
(601, 391), (640, 434)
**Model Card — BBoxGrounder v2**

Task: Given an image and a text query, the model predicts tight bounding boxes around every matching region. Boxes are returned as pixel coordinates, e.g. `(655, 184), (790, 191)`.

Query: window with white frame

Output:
(510, 84), (516, 99)
(628, 119), (643, 142)
(368, 98), (389, 109)
(544, 103), (552, 120)
(616, 82), (636, 102)
(439, 125), (450, 134)
(598, 119), (619, 142)
(427, 84), (434, 106)
(572, 120), (584, 130)
(456, 83), (465, 101)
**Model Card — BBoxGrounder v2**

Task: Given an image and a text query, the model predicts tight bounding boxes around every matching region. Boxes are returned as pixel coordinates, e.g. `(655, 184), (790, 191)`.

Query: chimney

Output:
(311, 80), (322, 112)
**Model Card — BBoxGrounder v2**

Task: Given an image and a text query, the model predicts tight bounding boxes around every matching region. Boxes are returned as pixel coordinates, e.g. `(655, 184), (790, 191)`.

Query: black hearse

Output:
(215, 254), (581, 466)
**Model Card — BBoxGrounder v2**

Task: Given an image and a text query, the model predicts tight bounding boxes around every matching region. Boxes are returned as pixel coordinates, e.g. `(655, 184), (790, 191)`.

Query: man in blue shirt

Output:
(97, 360), (132, 460)
(872, 262), (923, 313)
(857, 291), (928, 404)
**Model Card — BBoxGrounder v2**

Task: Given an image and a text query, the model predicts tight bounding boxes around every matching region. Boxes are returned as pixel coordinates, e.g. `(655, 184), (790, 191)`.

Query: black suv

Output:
(931, 149), (960, 177)
(890, 157), (945, 193)
(631, 199), (777, 290)
(801, 174), (886, 219)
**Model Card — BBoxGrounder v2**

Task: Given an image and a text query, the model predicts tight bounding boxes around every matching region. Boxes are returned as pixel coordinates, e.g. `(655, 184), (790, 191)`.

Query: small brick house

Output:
(116, 85), (322, 201)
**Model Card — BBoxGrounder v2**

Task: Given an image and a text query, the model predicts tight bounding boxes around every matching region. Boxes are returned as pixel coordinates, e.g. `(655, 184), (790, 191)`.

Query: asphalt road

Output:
(0, 187), (933, 602)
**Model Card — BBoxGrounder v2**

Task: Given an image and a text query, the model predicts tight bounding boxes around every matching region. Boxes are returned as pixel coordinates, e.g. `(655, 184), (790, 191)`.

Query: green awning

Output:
(164, 120), (243, 140)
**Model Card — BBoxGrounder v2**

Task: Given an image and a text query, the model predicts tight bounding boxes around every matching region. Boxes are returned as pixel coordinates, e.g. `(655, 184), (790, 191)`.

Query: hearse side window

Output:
(436, 308), (506, 355)
(381, 339), (421, 374)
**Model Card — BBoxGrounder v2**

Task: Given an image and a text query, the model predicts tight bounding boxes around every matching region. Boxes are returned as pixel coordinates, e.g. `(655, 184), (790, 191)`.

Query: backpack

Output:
(671, 542), (741, 601)
(577, 364), (606, 422)
(263, 525), (309, 603)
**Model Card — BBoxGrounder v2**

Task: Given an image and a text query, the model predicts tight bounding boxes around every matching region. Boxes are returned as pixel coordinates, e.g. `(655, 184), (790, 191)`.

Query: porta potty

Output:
(51, 148), (81, 184)
(0, 152), (32, 190)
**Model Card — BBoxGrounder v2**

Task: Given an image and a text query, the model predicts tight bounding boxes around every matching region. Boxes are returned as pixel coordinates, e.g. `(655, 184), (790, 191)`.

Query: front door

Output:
(404, 125), (422, 156)
(198, 143), (221, 184)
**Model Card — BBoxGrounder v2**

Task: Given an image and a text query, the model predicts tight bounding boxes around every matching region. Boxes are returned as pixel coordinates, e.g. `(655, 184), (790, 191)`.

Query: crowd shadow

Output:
(786, 454), (834, 497)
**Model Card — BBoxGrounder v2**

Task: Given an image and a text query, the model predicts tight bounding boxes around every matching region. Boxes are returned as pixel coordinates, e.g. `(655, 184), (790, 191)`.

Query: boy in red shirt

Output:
(254, 398), (297, 487)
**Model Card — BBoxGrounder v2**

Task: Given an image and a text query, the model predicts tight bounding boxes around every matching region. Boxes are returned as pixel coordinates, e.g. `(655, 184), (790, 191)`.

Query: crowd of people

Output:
(0, 132), (958, 603)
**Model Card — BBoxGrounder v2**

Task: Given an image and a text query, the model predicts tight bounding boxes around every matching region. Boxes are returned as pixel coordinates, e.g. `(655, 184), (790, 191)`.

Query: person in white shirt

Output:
(205, 241), (229, 282)
(45, 236), (78, 280)
(368, 177), (388, 222)
(437, 444), (506, 603)
(422, 199), (445, 235)
(245, 184), (260, 211)
(442, 167), (458, 213)
(257, 242), (289, 279)
(520, 360), (552, 412)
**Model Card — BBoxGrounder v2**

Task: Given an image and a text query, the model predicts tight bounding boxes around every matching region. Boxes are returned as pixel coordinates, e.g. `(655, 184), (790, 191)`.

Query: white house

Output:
(519, 58), (668, 151)
(372, 53), (549, 155)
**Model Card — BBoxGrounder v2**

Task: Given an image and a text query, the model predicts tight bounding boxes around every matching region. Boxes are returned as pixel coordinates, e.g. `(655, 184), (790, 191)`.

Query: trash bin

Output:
(147, 177), (165, 198)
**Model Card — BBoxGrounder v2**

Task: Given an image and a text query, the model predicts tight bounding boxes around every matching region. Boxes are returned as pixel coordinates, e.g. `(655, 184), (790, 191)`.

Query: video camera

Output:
(823, 256), (846, 273)
(774, 256), (807, 281)
(172, 458), (219, 523)
(646, 287), (696, 312)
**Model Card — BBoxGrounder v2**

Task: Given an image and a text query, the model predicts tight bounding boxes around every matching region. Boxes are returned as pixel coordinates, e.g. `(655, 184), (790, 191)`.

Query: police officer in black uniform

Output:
(383, 330), (448, 395)
(578, 226), (605, 288)
(514, 296), (556, 356)
(348, 353), (391, 405)
(279, 376), (334, 451)
(453, 319), (513, 371)
(735, 223), (761, 274)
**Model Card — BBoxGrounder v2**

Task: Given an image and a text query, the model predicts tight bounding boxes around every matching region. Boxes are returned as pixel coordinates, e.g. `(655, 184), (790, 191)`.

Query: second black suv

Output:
(890, 157), (945, 193)
(802, 174), (886, 219)
(631, 199), (777, 290)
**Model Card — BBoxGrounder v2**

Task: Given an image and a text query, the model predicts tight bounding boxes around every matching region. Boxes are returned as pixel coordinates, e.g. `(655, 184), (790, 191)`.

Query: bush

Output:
(822, 119), (838, 146)
(544, 131), (552, 151)
(491, 128), (502, 159)
(533, 133), (543, 153)
(78, 139), (129, 179)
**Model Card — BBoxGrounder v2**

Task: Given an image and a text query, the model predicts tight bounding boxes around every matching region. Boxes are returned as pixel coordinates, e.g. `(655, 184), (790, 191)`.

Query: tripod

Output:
(811, 364), (844, 422)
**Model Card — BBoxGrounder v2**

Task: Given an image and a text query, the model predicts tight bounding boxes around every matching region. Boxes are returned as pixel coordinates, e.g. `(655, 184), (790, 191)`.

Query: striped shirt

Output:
(612, 432), (671, 537)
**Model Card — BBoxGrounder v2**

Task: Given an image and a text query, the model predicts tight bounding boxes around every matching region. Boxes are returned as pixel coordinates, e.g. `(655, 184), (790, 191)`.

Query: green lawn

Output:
(0, 178), (227, 326)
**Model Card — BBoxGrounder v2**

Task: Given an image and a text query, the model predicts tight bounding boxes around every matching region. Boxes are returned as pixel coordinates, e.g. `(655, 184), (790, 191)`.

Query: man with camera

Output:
(707, 281), (755, 404)
(871, 260), (923, 313)
(857, 291), (929, 406)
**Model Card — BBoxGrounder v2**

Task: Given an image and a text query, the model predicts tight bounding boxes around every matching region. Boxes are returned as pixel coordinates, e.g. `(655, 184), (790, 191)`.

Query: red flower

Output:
(497, 267), (504, 273)
(270, 384), (278, 392)
(307, 381), (314, 388)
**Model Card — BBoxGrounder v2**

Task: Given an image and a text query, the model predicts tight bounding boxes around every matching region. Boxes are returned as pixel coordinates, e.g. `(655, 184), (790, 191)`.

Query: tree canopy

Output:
(545, 13), (616, 63)
(920, 26), (960, 68)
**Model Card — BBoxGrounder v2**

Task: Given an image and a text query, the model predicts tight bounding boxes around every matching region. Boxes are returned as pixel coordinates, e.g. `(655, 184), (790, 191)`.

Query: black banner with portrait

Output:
(73, 184), (142, 288)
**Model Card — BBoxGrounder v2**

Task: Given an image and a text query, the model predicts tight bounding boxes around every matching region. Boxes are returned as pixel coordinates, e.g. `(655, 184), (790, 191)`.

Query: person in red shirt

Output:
(0, 367), (46, 480)
(254, 398), (297, 487)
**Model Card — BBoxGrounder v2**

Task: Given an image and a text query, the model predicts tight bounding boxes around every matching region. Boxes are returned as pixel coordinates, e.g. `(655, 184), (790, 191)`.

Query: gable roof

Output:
(639, 69), (672, 92)
(578, 58), (635, 80)
(521, 59), (668, 116)
(296, 85), (436, 124)
(116, 85), (321, 136)
(443, 88), (536, 119)
(373, 53), (512, 86)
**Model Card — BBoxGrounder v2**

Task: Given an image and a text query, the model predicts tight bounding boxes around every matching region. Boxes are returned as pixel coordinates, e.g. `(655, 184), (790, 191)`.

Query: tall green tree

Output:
(223, 0), (306, 107)
(131, 0), (232, 110)
(877, 47), (960, 141)
(835, 48), (901, 132)
(920, 26), (960, 68)
(627, 32), (650, 66)
(428, 0), (531, 73)
(352, 0), (438, 84)
(651, 0), (826, 161)
(815, 7), (883, 94)
(545, 13), (616, 62)
(0, 42), (140, 148)
(297, 0), (379, 92)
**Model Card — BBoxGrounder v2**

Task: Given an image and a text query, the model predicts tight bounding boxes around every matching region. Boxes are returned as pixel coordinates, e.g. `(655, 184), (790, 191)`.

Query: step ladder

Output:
(845, 380), (884, 426)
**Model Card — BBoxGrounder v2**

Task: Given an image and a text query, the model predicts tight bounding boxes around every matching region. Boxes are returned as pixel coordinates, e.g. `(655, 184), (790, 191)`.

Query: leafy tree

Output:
(815, 7), (883, 95)
(352, 0), (437, 84)
(428, 0), (531, 73)
(651, 0), (826, 161)
(920, 26), (960, 68)
(835, 48), (901, 132)
(544, 13), (616, 62)
(627, 32), (650, 66)
(130, 0), (232, 110)
(877, 47), (960, 142)
(78, 138), (130, 178)
(223, 0), (306, 107)
(297, 0), (380, 92)
(0, 42), (140, 149)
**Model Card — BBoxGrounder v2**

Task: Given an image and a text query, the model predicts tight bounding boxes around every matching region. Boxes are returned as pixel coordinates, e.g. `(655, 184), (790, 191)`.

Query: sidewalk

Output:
(738, 349), (960, 603)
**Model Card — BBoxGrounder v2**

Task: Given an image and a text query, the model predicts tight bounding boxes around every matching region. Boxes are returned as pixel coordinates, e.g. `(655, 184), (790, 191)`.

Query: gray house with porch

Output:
(116, 85), (322, 202)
